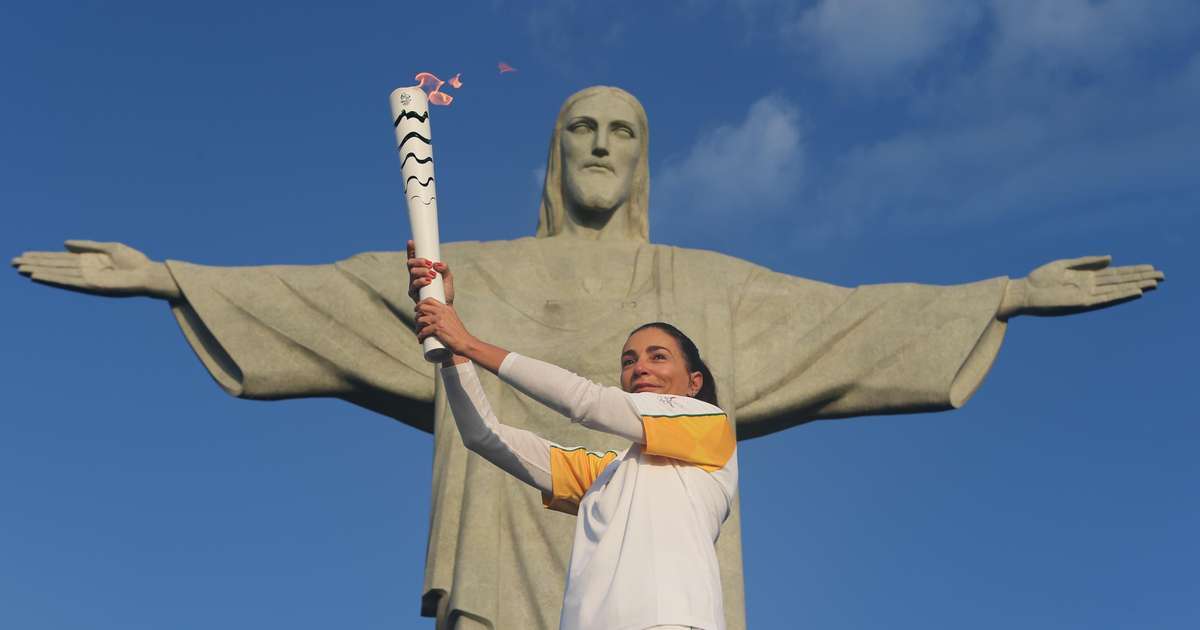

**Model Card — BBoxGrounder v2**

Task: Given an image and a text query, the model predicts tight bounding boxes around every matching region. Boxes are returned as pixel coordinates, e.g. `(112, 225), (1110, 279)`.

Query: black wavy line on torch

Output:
(404, 176), (435, 193)
(400, 152), (433, 168)
(393, 110), (429, 126)
(398, 131), (432, 153)
(408, 195), (435, 206)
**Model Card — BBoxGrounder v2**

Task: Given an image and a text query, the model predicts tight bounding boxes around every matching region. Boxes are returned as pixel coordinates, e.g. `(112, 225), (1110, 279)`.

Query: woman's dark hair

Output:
(628, 322), (718, 406)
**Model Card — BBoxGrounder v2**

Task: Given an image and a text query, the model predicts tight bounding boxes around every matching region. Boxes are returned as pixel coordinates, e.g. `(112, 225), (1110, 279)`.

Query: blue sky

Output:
(3, 1), (1197, 628)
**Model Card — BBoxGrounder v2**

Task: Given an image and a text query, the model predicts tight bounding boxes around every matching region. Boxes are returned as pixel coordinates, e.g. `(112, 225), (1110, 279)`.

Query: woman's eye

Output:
(613, 126), (634, 139)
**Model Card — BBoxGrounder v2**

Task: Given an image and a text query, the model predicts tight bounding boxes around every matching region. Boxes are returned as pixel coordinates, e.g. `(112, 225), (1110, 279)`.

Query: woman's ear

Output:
(688, 371), (703, 397)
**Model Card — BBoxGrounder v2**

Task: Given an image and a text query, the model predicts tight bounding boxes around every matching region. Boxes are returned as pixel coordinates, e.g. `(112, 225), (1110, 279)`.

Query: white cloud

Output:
(653, 96), (805, 219)
(756, 0), (1200, 245)
(800, 59), (1200, 243)
(776, 0), (1195, 83)
(987, 0), (1188, 71)
(658, 0), (1199, 246)
(784, 0), (983, 81)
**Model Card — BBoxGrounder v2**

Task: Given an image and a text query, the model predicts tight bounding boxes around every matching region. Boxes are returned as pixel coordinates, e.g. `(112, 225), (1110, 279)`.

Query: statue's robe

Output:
(165, 236), (1008, 629)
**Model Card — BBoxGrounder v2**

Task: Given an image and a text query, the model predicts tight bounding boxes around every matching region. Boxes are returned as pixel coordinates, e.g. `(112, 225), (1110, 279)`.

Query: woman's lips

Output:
(632, 383), (658, 392)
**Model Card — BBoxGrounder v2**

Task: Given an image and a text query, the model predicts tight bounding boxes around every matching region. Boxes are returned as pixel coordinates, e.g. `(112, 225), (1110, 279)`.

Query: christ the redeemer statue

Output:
(12, 86), (1163, 630)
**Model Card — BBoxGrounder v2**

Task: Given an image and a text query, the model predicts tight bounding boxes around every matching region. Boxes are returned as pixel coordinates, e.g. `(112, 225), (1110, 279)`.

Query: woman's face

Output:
(620, 327), (703, 398)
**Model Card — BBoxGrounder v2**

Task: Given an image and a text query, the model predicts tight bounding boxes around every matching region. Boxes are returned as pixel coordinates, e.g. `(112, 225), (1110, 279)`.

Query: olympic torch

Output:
(390, 85), (451, 363)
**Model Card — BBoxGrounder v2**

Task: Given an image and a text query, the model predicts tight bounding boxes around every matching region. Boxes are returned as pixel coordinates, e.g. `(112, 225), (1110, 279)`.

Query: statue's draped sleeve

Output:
(730, 263), (1009, 439)
(163, 253), (435, 432)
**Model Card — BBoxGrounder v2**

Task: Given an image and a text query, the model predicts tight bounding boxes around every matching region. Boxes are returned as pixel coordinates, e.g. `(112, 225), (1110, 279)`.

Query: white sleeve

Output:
(497, 353), (645, 443)
(441, 361), (553, 493)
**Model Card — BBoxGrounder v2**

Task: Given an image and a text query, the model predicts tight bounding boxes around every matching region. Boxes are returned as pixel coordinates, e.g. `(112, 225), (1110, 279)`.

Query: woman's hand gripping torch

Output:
(391, 86), (451, 363)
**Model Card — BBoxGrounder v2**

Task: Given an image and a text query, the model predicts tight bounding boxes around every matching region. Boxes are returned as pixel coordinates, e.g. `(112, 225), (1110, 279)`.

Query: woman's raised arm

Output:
(440, 360), (553, 493)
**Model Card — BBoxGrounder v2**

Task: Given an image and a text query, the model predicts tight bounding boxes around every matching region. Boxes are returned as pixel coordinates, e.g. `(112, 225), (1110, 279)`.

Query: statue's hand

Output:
(1005, 255), (1164, 318)
(406, 239), (454, 305)
(12, 240), (181, 300)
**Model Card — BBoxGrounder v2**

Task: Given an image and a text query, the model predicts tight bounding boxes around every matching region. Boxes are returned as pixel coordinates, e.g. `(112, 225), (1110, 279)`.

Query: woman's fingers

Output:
(407, 255), (438, 301)
(408, 267), (435, 286)
(414, 313), (447, 341)
(405, 258), (448, 291)
(414, 314), (435, 339)
(408, 277), (434, 299)
(414, 299), (446, 322)
(414, 298), (448, 314)
(413, 299), (451, 336)
(412, 298), (467, 349)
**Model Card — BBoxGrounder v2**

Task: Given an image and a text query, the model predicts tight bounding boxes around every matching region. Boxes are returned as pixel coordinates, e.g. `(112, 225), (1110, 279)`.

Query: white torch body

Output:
(390, 86), (451, 363)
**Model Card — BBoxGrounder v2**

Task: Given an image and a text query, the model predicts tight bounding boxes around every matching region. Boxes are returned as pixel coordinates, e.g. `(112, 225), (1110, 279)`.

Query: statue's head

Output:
(536, 86), (650, 241)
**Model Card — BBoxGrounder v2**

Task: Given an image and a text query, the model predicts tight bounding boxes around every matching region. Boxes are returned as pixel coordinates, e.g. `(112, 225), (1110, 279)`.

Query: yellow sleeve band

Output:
(542, 446), (619, 515)
(642, 413), (735, 473)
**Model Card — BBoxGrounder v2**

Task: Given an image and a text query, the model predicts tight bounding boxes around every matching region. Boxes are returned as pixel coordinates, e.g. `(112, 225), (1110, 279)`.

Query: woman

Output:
(408, 246), (738, 630)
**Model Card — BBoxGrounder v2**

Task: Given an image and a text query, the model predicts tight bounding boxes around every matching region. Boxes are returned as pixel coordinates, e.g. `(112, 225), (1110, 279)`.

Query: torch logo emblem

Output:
(399, 92), (411, 107)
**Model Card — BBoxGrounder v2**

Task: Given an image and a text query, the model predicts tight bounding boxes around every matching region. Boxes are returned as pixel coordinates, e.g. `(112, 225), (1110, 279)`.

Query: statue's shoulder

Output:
(652, 242), (850, 295)
(649, 242), (763, 277)
(338, 238), (537, 268)
(341, 250), (404, 266)
(331, 252), (401, 291)
(443, 237), (540, 260)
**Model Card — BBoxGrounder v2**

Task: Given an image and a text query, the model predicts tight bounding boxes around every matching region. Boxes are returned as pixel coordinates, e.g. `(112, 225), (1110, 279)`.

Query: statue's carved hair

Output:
(536, 86), (650, 241)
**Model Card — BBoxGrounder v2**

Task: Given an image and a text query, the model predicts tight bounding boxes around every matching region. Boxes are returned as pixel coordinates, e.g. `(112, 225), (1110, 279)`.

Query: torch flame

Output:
(498, 61), (517, 74)
(414, 71), (461, 106)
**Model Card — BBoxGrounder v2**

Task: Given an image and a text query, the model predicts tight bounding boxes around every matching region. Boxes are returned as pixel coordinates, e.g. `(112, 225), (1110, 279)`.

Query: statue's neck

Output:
(561, 203), (639, 241)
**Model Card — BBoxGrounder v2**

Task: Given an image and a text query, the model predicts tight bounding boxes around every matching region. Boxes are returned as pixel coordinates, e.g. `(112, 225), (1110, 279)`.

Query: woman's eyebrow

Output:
(645, 345), (672, 354)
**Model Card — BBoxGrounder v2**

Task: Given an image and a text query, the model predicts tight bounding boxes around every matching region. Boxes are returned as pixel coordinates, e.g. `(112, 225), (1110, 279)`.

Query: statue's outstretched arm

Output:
(12, 240), (181, 300)
(997, 255), (1164, 319)
(731, 254), (1165, 437)
(15, 242), (438, 430)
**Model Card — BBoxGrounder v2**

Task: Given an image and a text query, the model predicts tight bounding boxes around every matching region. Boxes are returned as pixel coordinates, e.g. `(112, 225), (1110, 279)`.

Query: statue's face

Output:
(560, 92), (642, 214)
(620, 327), (703, 398)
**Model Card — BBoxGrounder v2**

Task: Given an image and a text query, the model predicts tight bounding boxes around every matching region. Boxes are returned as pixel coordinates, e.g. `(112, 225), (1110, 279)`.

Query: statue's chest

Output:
(450, 241), (728, 376)
(472, 290), (662, 377)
